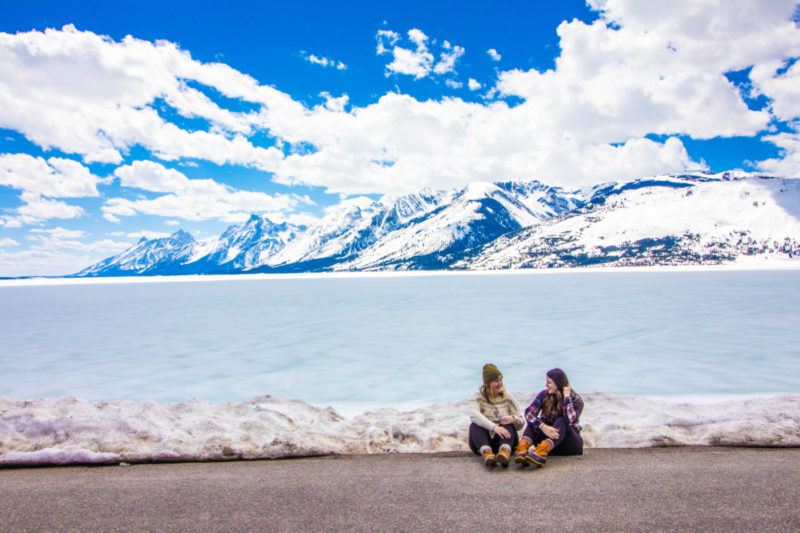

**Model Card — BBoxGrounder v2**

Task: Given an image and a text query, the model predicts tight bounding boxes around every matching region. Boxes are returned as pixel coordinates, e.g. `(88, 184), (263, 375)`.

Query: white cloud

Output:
(487, 48), (501, 61)
(0, 153), (106, 197)
(0, 153), (103, 232)
(2, 7), (800, 205)
(562, 0), (800, 141)
(377, 28), (434, 79)
(303, 52), (347, 70)
(468, 78), (482, 91)
(265, 90), (705, 194)
(124, 230), (172, 240)
(0, 25), (284, 166)
(105, 160), (305, 222)
(1, 192), (85, 226)
(263, 5), (800, 192)
(757, 132), (800, 177)
(750, 58), (800, 121)
(30, 227), (85, 239)
(433, 42), (465, 75)
(375, 29), (399, 55)
(0, 237), (19, 247)
(376, 28), (465, 80)
(285, 212), (319, 227)
(495, 24), (770, 142)
(0, 248), (98, 276)
(319, 92), (349, 112)
(407, 29), (428, 48)
(114, 160), (189, 193)
(0, 234), (131, 276)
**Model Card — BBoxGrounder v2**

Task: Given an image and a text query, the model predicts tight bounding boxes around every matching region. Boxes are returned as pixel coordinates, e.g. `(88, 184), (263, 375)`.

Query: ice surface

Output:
(1, 392), (798, 466)
(2, 269), (799, 466)
(3, 269), (799, 407)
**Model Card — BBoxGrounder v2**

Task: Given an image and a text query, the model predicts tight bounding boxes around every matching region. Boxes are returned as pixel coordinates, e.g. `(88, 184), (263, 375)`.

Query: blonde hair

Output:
(481, 382), (507, 402)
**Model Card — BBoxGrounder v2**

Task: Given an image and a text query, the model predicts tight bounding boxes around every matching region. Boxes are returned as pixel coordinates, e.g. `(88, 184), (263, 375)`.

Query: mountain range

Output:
(75, 171), (800, 276)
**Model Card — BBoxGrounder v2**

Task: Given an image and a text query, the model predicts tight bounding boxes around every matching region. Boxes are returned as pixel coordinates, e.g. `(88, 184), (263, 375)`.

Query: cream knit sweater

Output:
(469, 387), (525, 435)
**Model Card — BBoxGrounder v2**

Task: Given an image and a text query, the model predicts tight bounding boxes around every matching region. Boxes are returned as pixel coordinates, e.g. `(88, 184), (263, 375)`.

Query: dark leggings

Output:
(468, 423), (519, 455)
(522, 416), (583, 455)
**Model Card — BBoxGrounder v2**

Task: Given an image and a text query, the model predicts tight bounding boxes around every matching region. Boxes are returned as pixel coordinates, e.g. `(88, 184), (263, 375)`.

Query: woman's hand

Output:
(541, 424), (560, 440)
(498, 415), (515, 425)
(493, 425), (511, 439)
(563, 385), (572, 397)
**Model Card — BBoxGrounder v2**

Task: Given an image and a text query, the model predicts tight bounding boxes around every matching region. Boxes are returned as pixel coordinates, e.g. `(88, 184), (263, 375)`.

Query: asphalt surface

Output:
(1, 447), (798, 533)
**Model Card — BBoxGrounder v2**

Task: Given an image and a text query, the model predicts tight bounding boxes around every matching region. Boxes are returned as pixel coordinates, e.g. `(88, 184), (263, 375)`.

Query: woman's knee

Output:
(552, 428), (583, 455)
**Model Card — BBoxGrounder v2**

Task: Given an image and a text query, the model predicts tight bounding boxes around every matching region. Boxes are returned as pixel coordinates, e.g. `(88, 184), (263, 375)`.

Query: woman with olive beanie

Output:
(468, 364), (525, 467)
(514, 367), (584, 467)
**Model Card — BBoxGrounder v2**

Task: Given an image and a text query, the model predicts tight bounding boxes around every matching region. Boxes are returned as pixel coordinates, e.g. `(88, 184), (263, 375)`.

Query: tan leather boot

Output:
(528, 440), (553, 467)
(513, 439), (531, 464)
(482, 448), (497, 467)
(496, 444), (511, 467)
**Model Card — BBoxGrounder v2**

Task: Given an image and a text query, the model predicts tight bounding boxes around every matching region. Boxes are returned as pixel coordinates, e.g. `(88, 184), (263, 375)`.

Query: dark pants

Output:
(521, 416), (583, 455)
(468, 423), (518, 455)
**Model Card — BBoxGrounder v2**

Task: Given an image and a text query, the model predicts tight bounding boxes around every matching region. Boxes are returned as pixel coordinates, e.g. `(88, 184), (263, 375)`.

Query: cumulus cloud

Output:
(0, 230), (131, 276)
(750, 58), (800, 121)
(0, 237), (19, 247)
(15, 193), (85, 223)
(120, 230), (173, 240)
(2, 4), (800, 208)
(757, 132), (800, 177)
(0, 247), (113, 276)
(302, 52), (347, 70)
(468, 78), (482, 91)
(0, 154), (104, 232)
(29, 227), (85, 239)
(264, 1), (800, 191)
(376, 28), (434, 78)
(319, 92), (349, 112)
(375, 29), (399, 54)
(104, 160), (307, 223)
(0, 153), (106, 197)
(0, 25), (284, 166)
(487, 48), (502, 61)
(1, 191), (86, 227)
(433, 41), (465, 75)
(376, 28), (465, 80)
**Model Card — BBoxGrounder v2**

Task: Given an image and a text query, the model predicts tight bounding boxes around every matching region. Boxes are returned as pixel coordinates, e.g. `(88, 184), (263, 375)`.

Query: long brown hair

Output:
(542, 368), (569, 419)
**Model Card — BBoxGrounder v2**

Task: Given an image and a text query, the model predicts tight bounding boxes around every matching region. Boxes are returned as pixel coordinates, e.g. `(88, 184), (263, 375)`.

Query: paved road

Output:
(1, 447), (798, 532)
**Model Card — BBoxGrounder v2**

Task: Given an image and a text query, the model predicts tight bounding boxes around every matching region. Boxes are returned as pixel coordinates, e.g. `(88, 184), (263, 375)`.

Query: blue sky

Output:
(1, 0), (799, 276)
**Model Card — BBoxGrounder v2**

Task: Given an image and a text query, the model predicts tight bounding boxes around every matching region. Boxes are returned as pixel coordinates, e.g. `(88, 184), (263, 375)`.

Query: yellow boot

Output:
(513, 439), (531, 464)
(528, 440), (553, 467)
(496, 444), (511, 467)
(481, 447), (497, 467)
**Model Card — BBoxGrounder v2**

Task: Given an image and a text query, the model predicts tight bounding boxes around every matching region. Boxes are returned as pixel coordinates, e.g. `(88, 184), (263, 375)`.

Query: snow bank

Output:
(1, 392), (798, 466)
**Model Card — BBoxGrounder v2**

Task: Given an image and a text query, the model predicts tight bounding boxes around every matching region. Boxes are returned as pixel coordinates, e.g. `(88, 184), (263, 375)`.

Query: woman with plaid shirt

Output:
(514, 368), (584, 467)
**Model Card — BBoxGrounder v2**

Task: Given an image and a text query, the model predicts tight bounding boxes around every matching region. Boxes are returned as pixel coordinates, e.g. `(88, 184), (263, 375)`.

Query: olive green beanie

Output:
(482, 364), (502, 385)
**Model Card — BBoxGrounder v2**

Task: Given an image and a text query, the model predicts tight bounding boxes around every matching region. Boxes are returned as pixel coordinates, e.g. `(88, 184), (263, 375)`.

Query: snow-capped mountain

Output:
(263, 188), (454, 269)
(76, 230), (196, 276)
(75, 172), (800, 277)
(333, 180), (589, 270)
(453, 174), (800, 269)
(186, 215), (305, 272)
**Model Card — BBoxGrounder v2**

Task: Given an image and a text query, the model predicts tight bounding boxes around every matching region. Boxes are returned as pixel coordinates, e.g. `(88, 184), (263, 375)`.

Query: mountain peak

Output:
(170, 229), (196, 243)
(461, 181), (499, 200)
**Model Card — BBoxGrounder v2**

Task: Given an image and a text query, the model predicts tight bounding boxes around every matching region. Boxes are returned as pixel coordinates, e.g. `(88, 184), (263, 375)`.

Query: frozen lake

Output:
(2, 267), (800, 465)
(2, 268), (799, 412)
